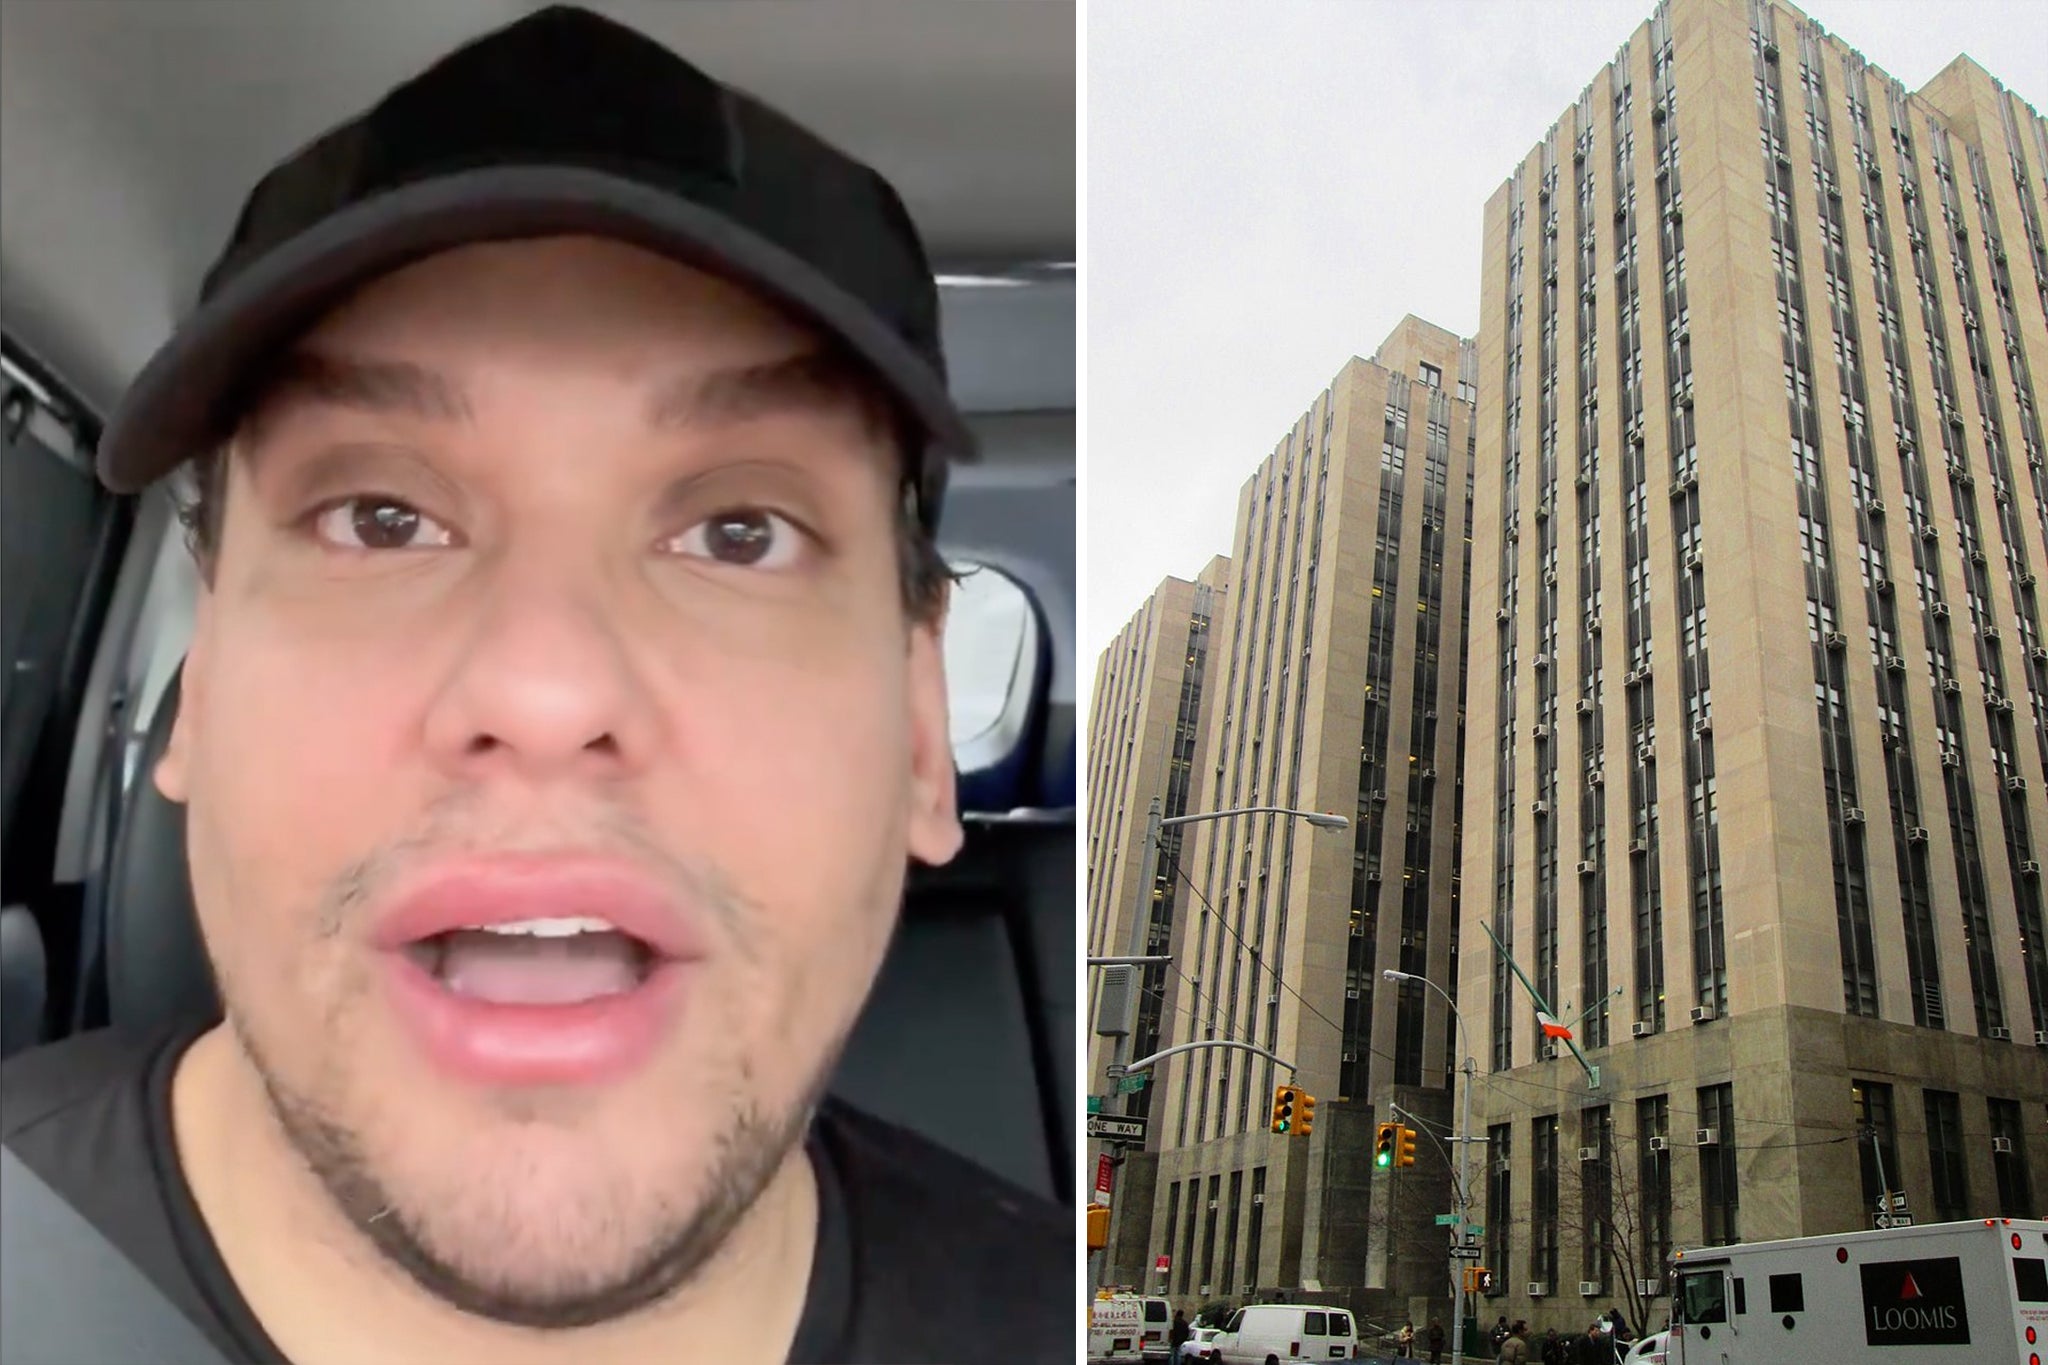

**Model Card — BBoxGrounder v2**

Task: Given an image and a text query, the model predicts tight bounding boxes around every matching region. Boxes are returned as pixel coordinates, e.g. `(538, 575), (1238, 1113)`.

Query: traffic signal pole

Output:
(1094, 796), (1165, 1292)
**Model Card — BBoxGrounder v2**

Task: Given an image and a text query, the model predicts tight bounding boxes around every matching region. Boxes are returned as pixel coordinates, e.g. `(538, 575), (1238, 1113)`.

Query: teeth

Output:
(463, 916), (618, 938)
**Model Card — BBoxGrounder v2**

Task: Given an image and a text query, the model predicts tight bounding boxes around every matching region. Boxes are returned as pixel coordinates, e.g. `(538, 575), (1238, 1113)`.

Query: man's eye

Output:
(662, 509), (802, 569)
(312, 497), (456, 551)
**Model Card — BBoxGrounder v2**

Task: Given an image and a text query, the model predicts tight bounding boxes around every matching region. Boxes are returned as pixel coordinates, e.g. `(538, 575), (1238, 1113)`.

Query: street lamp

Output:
(1384, 967), (1475, 1365)
(1090, 798), (1349, 1290)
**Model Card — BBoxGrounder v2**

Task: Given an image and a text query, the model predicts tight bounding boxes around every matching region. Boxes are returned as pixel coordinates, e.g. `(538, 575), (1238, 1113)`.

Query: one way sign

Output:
(1089, 1114), (1149, 1142)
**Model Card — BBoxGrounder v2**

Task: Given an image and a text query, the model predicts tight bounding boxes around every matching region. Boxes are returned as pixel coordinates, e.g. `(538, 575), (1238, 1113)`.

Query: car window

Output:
(1679, 1268), (1728, 1323)
(1328, 1311), (1350, 1336)
(1144, 1300), (1168, 1322)
(1304, 1310), (1328, 1334)
(943, 560), (1040, 772)
(1225, 1310), (1244, 1333)
(0, 356), (105, 843)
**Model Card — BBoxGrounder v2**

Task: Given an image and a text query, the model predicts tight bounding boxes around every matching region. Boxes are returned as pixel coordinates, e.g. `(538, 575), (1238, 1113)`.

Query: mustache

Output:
(308, 788), (755, 952)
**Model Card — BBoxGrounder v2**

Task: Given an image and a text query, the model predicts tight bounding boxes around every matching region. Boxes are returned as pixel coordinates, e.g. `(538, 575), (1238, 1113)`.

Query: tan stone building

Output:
(1087, 557), (1232, 1125)
(1118, 319), (1479, 1314)
(1461, 0), (2048, 1335)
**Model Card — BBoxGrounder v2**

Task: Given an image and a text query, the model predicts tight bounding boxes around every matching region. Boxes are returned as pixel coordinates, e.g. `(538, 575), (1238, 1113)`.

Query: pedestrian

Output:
(1400, 1320), (1416, 1356)
(1428, 1318), (1446, 1364)
(1491, 1314), (1512, 1351)
(1541, 1325), (1564, 1365)
(1171, 1309), (1193, 1363)
(1496, 1319), (1531, 1365)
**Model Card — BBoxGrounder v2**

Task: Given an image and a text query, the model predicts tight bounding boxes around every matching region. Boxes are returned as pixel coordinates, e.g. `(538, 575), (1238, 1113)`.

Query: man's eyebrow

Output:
(250, 351), (474, 428)
(645, 351), (879, 432)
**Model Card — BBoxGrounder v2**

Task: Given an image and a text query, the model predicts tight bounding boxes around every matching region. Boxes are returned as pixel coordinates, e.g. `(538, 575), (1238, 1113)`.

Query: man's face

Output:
(156, 236), (962, 1324)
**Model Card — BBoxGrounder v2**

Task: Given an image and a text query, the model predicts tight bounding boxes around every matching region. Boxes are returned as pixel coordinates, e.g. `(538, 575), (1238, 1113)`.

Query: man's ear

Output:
(153, 601), (209, 806)
(903, 600), (963, 868)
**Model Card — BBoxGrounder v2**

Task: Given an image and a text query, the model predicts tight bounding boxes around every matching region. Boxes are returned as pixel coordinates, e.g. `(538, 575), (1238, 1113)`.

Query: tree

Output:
(1554, 1127), (1672, 1342)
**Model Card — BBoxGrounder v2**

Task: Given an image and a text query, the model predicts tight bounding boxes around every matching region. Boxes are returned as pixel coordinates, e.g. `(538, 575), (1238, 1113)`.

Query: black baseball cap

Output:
(96, 3), (973, 530)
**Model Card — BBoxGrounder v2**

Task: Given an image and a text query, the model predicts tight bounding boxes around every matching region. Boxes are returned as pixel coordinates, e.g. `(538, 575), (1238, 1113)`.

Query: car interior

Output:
(0, 0), (1075, 1205)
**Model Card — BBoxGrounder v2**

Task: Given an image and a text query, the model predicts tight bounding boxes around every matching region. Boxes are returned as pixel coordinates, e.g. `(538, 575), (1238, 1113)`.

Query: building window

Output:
(1179, 1178), (1200, 1296)
(1581, 1106), (1612, 1286)
(1199, 1174), (1221, 1293)
(1698, 1083), (1739, 1245)
(1487, 1123), (1514, 1288)
(1220, 1169), (1243, 1297)
(1638, 1095), (1672, 1273)
(1420, 361), (1443, 388)
(1532, 1116), (1560, 1291)
(1924, 1090), (1968, 1222)
(1852, 1079), (1901, 1216)
(1160, 1181), (1182, 1293)
(1991, 1099), (2035, 1217)
(1244, 1166), (1267, 1294)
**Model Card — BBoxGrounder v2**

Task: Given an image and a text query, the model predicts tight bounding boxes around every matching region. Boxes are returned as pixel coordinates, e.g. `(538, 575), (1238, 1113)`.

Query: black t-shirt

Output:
(1, 1026), (1071, 1363)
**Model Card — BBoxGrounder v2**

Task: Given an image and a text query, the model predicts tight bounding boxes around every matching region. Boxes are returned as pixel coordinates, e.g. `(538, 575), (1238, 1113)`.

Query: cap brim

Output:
(98, 165), (975, 518)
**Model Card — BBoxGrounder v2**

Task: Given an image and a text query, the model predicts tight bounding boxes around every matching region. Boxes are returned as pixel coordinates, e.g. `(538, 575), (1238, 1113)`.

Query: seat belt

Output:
(0, 1146), (235, 1364)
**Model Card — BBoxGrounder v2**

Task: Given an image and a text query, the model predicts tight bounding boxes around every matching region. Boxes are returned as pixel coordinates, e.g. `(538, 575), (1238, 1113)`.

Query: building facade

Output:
(1131, 320), (1478, 1316)
(1462, 0), (2048, 1334)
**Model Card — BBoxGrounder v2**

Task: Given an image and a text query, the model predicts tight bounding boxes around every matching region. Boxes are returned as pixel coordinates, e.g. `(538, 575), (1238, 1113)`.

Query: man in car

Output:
(0, 7), (1067, 1363)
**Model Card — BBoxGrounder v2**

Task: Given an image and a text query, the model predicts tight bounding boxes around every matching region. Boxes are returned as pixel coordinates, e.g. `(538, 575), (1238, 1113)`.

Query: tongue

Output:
(435, 930), (644, 1006)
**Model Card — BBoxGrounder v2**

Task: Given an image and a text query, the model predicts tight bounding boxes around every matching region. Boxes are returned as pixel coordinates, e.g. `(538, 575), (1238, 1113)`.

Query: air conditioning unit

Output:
(1542, 1043), (1561, 1061)
(1629, 837), (1650, 855)
(1421, 766), (1437, 779)
(1536, 500), (1553, 521)
(2008, 776), (2030, 793)
(1822, 630), (1849, 650)
(1627, 666), (1652, 686)
(1533, 800), (1552, 816)
(1884, 654), (1908, 672)
(1921, 525), (1939, 543)
(1695, 1126), (1721, 1146)
(1406, 821), (1422, 833)
(1577, 698), (1596, 715)
(1670, 472), (1697, 498)
(1932, 602), (1951, 619)
(1580, 1280), (1604, 1296)
(1544, 569), (1559, 588)
(1683, 552), (1704, 573)
(1906, 826), (1930, 843)
(1994, 1136), (2015, 1154)
(1580, 1146), (1602, 1162)
(1983, 625), (2001, 641)
(1578, 859), (1599, 875)
(2033, 647), (2048, 664)
(1692, 717), (1712, 737)
(1576, 470), (1592, 489)
(1872, 577), (1894, 595)
(1691, 1005), (1716, 1024)
(1534, 723), (1552, 739)
(1843, 806), (1867, 824)
(1636, 741), (1654, 761)
(1588, 614), (1603, 634)
(1632, 1021), (1654, 1038)
(1496, 1158), (1513, 1174)
(1940, 679), (1962, 695)
(2020, 572), (2039, 588)
(1948, 462), (1973, 484)
(1535, 653), (1552, 670)
(1992, 696), (2015, 713)
(2021, 860), (2042, 876)
(1866, 498), (1886, 517)
(1941, 749), (1961, 767)
(1497, 607), (1511, 622)
(1647, 1136), (1670, 1153)
(2036, 1030), (2048, 1046)
(1589, 768), (1606, 787)
(1989, 1026), (2012, 1041)
(1528, 1282), (1552, 1298)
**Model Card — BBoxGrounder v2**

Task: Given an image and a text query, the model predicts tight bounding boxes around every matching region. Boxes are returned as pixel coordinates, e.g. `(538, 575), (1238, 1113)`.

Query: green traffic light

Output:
(1375, 1148), (1391, 1168)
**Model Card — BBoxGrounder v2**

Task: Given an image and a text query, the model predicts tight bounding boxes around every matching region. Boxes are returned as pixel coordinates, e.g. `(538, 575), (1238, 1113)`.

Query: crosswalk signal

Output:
(1087, 1204), (1110, 1250)
(1374, 1121), (1397, 1168)
(1295, 1091), (1317, 1138)
(1270, 1084), (1300, 1134)
(1464, 1265), (1494, 1294)
(1396, 1125), (1419, 1167)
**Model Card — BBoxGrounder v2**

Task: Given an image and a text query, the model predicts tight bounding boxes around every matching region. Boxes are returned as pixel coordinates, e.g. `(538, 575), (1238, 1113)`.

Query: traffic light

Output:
(1270, 1084), (1299, 1133)
(1374, 1121), (1397, 1168)
(1295, 1091), (1317, 1138)
(1464, 1265), (1494, 1294)
(1087, 1204), (1110, 1250)
(1396, 1125), (1419, 1167)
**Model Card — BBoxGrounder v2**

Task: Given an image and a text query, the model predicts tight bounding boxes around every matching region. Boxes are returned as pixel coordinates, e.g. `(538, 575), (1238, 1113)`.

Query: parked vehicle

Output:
(1667, 1217), (2048, 1363)
(1207, 1302), (1358, 1363)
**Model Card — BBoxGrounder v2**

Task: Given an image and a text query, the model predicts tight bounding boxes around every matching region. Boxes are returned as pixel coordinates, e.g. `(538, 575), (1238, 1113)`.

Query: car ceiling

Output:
(0, 0), (1076, 428)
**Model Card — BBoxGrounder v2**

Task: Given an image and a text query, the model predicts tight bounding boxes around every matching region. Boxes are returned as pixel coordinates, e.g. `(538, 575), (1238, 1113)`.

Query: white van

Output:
(1209, 1303), (1357, 1362)
(1088, 1294), (1174, 1360)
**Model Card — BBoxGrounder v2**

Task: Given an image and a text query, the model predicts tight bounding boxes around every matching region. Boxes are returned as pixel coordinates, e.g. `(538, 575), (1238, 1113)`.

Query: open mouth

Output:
(400, 916), (661, 1006)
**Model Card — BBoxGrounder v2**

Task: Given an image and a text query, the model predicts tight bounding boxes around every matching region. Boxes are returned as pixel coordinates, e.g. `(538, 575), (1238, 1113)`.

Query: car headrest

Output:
(104, 668), (218, 1033)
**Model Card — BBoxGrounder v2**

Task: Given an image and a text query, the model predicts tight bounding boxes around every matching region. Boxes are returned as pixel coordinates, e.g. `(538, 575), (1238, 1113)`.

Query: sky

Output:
(1084, 0), (2048, 662)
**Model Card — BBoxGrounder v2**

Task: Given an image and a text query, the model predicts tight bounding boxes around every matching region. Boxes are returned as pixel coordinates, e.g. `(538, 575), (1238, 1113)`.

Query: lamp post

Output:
(1384, 967), (1474, 1365)
(1091, 798), (1348, 1289)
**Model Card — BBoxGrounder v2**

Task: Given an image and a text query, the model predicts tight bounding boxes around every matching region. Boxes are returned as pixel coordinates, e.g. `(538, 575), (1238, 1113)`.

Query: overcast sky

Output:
(1084, 0), (2048, 661)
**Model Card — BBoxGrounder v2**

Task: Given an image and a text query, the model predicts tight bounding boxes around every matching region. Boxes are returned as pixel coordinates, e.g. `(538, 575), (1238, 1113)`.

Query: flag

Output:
(1537, 1010), (1573, 1041)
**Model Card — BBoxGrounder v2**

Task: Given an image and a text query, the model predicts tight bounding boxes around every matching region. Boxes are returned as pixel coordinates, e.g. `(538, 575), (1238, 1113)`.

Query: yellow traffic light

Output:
(1087, 1204), (1110, 1250)
(1374, 1121), (1397, 1168)
(1270, 1084), (1299, 1134)
(1397, 1125), (1419, 1167)
(1295, 1091), (1317, 1138)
